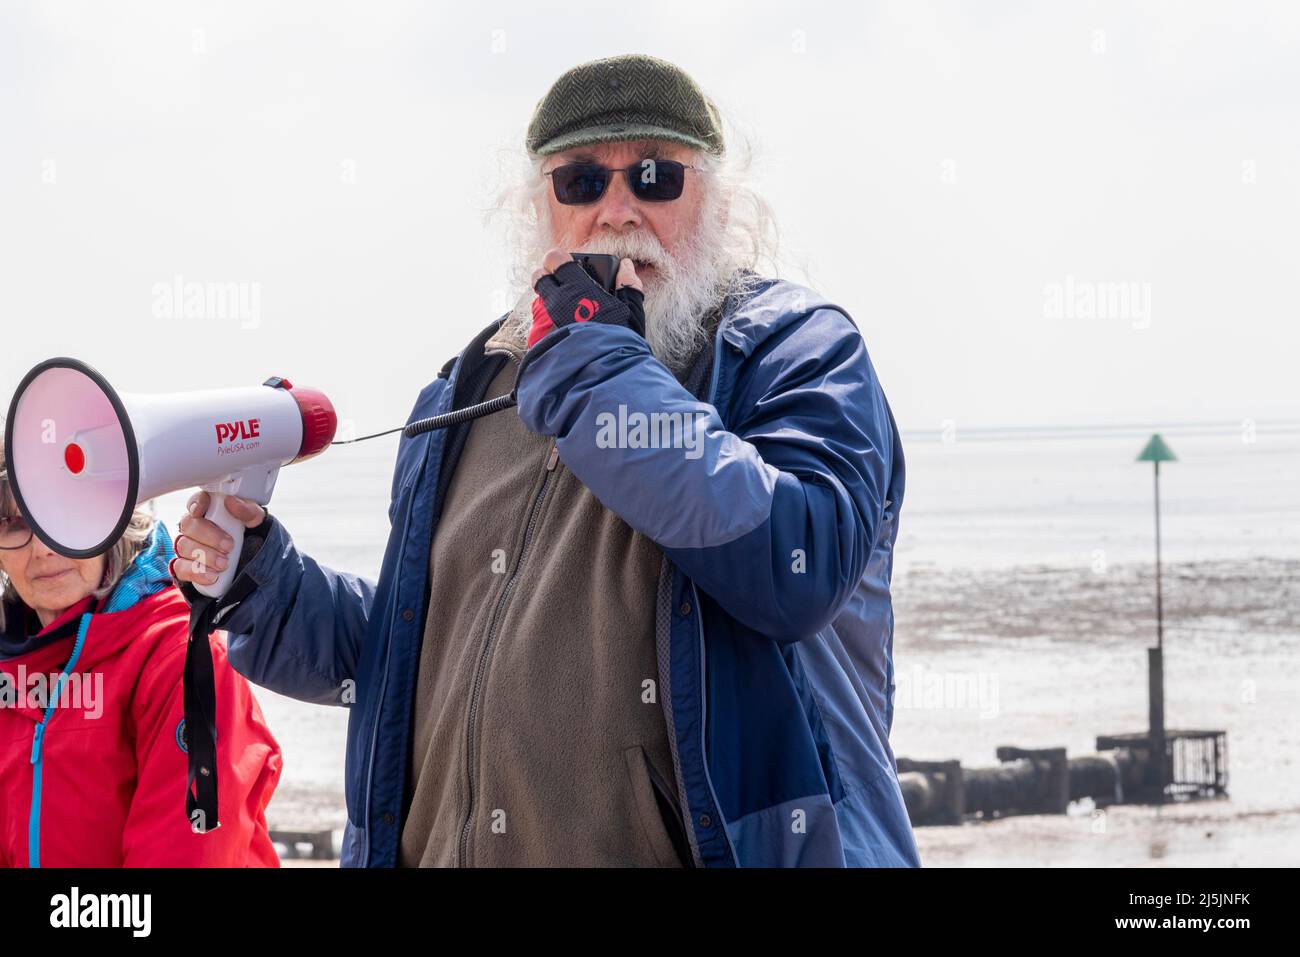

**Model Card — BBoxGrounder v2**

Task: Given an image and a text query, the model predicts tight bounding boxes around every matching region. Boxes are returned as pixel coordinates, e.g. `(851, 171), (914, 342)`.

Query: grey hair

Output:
(0, 424), (157, 633)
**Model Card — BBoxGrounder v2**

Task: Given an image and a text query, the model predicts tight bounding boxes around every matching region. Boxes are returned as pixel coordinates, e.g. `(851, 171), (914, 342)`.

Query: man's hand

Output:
(526, 249), (646, 348)
(171, 492), (267, 588)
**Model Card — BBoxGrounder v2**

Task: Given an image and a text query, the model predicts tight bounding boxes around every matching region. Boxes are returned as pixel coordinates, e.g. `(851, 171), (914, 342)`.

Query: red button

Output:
(64, 443), (85, 474)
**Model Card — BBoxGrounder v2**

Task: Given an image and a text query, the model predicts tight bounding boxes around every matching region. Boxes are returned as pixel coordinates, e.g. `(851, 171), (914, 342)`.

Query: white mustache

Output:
(572, 233), (668, 271)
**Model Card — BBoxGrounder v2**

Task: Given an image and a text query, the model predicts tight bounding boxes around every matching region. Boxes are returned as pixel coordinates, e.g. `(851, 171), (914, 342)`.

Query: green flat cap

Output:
(526, 54), (724, 156)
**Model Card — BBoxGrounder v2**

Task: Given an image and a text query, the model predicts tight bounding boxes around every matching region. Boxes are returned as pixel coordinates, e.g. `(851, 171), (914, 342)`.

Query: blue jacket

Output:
(220, 277), (920, 867)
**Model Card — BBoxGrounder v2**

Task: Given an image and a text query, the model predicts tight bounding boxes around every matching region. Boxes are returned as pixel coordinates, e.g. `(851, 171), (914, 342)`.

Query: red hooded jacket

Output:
(0, 580), (282, 867)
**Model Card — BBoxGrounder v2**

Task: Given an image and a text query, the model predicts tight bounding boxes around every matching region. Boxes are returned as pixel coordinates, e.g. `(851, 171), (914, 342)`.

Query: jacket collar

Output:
(715, 273), (841, 358)
(0, 595), (94, 661)
(0, 521), (175, 659)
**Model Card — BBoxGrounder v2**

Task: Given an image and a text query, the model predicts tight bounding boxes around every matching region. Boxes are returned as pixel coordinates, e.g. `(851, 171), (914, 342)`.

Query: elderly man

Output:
(172, 54), (919, 868)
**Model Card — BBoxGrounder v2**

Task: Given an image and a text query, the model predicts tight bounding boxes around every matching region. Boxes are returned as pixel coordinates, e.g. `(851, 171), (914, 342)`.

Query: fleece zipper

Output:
(456, 432), (559, 866)
(28, 613), (91, 868)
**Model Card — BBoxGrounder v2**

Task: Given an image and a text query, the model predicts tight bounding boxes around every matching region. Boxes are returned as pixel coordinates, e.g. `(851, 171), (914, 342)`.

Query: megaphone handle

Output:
(195, 491), (246, 599)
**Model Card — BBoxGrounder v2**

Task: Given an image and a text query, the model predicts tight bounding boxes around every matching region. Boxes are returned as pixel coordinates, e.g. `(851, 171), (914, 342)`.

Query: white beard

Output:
(507, 210), (736, 376)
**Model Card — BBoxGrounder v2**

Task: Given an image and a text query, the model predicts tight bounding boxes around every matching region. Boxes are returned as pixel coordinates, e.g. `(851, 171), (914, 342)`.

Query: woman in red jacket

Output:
(0, 453), (282, 867)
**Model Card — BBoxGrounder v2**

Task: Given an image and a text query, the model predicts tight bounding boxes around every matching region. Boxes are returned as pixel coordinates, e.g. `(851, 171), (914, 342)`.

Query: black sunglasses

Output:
(545, 159), (696, 206)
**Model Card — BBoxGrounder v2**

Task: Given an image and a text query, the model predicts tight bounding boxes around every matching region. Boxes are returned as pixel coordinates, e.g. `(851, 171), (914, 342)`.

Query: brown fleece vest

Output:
(398, 322), (683, 867)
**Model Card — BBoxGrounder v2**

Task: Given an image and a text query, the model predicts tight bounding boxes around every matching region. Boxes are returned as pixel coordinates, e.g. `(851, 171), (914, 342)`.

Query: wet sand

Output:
(893, 558), (1300, 866)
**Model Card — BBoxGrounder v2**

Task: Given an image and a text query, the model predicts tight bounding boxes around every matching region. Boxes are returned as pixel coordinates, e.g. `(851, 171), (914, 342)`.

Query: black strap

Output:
(183, 595), (221, 833)
(177, 562), (259, 834)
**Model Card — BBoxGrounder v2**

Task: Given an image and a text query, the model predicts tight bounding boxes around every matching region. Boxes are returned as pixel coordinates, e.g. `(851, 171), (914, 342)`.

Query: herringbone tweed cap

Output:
(526, 54), (724, 156)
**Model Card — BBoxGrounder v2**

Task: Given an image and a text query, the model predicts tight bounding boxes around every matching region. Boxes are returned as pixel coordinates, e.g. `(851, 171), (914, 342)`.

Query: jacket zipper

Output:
(361, 624), (391, 855)
(359, 377), (447, 860)
(28, 613), (92, 867)
(688, 326), (741, 866)
(456, 435), (559, 866)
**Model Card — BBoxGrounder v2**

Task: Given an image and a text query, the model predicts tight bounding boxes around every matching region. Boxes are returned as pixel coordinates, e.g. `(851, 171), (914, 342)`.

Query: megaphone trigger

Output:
(195, 490), (251, 599)
(193, 464), (281, 599)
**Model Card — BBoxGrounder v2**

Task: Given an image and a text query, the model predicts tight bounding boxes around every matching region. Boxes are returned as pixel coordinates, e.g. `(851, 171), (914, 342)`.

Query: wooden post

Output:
(1148, 646), (1166, 799)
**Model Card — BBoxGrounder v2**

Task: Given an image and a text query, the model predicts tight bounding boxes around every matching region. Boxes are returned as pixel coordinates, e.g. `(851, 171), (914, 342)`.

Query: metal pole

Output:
(1150, 459), (1167, 800)
(1154, 460), (1163, 652)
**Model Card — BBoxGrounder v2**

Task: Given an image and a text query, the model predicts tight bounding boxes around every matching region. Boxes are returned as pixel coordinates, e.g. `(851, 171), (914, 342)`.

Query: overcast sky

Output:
(2, 0), (1297, 436)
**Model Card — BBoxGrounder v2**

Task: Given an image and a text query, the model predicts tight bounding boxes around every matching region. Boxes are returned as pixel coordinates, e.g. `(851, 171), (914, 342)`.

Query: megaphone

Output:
(4, 357), (336, 597)
(4, 357), (337, 834)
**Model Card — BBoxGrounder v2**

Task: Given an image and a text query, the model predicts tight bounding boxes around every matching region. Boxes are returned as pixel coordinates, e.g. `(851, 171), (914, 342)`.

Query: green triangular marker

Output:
(1137, 433), (1177, 463)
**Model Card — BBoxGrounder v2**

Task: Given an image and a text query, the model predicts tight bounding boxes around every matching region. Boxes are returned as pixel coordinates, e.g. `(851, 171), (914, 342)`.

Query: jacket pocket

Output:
(622, 745), (692, 868)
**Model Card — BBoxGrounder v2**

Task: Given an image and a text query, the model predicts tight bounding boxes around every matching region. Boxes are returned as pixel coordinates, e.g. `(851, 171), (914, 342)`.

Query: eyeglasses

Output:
(0, 515), (33, 551)
(544, 159), (696, 206)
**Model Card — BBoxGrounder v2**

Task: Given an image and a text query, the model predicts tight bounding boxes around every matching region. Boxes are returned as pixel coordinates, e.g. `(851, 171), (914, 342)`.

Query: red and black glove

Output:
(526, 259), (646, 348)
(513, 259), (646, 399)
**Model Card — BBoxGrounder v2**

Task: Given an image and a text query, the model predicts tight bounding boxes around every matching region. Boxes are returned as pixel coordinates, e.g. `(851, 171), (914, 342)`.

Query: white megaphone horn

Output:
(4, 357), (337, 598)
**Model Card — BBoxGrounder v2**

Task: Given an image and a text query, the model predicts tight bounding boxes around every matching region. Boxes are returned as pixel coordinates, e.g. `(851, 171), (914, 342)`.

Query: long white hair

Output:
(486, 106), (782, 374)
